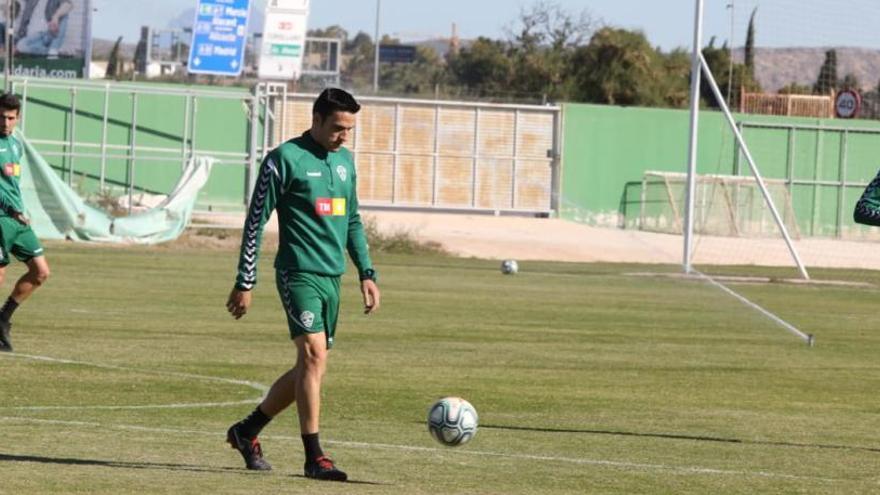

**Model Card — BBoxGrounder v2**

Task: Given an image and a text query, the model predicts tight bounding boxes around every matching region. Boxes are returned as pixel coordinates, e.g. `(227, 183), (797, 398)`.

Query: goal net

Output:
(679, 0), (880, 280)
(634, 171), (799, 239)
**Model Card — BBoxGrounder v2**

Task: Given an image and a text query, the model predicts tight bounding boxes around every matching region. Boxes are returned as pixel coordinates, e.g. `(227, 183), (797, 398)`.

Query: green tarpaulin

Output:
(18, 131), (213, 244)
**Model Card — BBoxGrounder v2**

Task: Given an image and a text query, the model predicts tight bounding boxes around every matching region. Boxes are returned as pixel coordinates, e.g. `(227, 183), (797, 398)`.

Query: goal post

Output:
(636, 171), (800, 238)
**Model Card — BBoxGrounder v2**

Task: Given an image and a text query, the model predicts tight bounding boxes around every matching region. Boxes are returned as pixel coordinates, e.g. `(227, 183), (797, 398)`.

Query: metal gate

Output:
(263, 86), (562, 215)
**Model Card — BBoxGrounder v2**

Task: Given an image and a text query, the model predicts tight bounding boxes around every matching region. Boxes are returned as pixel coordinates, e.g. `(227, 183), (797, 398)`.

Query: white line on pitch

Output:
(0, 400), (259, 411)
(0, 416), (837, 483)
(0, 352), (268, 410)
(693, 270), (814, 344)
(2, 352), (268, 392)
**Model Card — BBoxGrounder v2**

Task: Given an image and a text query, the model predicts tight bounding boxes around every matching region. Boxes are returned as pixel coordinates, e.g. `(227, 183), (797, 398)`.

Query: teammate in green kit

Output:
(854, 168), (880, 226)
(225, 88), (380, 482)
(0, 93), (50, 353)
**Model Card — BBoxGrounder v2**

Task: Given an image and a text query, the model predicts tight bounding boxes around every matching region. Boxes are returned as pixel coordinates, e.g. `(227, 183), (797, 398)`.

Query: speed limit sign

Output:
(835, 90), (861, 119)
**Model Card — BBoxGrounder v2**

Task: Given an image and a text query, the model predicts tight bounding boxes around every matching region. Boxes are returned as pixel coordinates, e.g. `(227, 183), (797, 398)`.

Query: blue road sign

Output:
(187, 0), (251, 76)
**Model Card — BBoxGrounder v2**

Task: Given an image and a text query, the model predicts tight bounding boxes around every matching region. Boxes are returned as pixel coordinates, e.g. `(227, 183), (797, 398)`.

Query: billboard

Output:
(258, 0), (309, 80)
(1, 0), (93, 78)
(187, 0), (251, 76)
(379, 44), (417, 64)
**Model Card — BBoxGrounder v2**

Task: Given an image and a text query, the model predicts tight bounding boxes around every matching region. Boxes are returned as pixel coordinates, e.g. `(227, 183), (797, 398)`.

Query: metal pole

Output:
(68, 87), (77, 186)
(511, 109), (519, 209)
(99, 83), (110, 189)
(128, 93), (139, 214)
(726, 1), (735, 107)
(700, 52), (810, 280)
(4, 0), (11, 92)
(684, 0), (704, 274)
(246, 89), (259, 206)
(18, 79), (25, 131)
(471, 108), (479, 207)
(837, 130), (848, 238)
(391, 103), (400, 204)
(181, 93), (191, 169)
(431, 106), (439, 206)
(373, 0), (380, 93)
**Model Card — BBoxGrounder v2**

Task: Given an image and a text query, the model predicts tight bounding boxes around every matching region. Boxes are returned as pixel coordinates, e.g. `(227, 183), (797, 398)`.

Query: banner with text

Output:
(187, 0), (251, 76)
(258, 0), (309, 80)
(1, 0), (93, 78)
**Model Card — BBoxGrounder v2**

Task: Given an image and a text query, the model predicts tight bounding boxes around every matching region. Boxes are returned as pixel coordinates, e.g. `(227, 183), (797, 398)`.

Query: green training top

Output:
(0, 134), (24, 217)
(234, 131), (372, 290)
(858, 171), (880, 211)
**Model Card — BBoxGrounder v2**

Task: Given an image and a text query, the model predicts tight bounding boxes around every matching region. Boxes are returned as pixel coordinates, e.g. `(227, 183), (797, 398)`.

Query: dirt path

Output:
(191, 210), (880, 270)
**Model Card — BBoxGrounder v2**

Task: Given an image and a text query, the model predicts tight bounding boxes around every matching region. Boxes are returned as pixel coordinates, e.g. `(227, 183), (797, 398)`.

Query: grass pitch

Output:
(0, 241), (878, 494)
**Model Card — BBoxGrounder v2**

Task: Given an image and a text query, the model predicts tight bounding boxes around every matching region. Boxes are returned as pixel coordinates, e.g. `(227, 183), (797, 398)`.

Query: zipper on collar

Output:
(325, 157), (335, 192)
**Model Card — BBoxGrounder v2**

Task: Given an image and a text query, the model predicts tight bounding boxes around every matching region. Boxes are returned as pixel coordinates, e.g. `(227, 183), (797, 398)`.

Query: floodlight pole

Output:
(373, 0), (381, 93)
(684, 0), (704, 274)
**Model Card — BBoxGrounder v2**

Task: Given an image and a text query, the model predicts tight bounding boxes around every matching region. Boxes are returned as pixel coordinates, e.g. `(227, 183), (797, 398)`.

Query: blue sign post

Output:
(187, 0), (251, 76)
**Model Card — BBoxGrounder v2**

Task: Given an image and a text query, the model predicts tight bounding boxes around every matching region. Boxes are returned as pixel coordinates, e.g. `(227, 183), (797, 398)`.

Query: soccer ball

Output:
(427, 397), (478, 447)
(501, 259), (518, 274)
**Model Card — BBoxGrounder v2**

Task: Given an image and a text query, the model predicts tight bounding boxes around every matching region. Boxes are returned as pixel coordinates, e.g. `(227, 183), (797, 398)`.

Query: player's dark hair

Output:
(0, 93), (21, 114)
(313, 88), (360, 119)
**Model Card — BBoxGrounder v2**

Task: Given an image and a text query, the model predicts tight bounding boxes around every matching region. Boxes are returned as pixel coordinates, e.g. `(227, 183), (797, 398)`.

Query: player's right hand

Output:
(11, 211), (29, 225)
(226, 288), (252, 320)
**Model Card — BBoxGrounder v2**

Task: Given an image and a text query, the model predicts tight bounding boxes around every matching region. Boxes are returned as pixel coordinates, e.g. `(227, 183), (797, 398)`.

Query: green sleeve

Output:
(235, 153), (285, 290)
(855, 170), (880, 226)
(346, 171), (373, 276)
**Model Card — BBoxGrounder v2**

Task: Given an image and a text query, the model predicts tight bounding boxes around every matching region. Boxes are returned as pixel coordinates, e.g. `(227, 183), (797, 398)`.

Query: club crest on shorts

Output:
(336, 165), (347, 181)
(299, 310), (315, 328)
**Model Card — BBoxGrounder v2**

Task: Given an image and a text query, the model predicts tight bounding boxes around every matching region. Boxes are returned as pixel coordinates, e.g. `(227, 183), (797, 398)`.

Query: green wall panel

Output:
(16, 81), (260, 211)
(561, 102), (880, 237)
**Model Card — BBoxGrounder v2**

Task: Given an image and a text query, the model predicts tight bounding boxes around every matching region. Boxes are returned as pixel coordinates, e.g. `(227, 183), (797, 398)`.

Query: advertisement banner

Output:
(258, 1), (308, 80)
(187, 0), (251, 76)
(1, 0), (93, 78)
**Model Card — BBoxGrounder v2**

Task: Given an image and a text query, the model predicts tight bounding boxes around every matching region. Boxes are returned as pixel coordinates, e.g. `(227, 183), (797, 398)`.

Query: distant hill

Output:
(733, 47), (880, 93)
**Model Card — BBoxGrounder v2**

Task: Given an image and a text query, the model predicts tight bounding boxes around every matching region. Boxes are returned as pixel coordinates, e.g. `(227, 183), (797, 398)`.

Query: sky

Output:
(91, 0), (880, 50)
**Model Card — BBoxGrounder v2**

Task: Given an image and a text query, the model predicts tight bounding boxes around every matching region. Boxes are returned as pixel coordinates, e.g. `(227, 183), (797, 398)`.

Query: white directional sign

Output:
(258, 1), (309, 80)
(187, 0), (251, 76)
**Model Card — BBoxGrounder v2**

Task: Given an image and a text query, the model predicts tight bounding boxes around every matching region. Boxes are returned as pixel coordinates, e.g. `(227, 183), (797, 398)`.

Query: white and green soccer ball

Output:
(427, 397), (478, 447)
(501, 259), (519, 274)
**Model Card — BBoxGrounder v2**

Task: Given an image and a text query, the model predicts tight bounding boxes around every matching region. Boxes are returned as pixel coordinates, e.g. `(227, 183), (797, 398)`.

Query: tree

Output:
(813, 49), (838, 95)
(701, 37), (730, 105)
(381, 46), (446, 95)
(656, 48), (691, 108)
(568, 27), (675, 106)
(699, 37), (759, 108)
(778, 82), (812, 95)
(744, 7), (757, 73)
(446, 37), (513, 97)
(840, 73), (860, 91)
(504, 1), (598, 101)
(106, 36), (123, 79)
(307, 25), (348, 41)
(340, 31), (377, 88)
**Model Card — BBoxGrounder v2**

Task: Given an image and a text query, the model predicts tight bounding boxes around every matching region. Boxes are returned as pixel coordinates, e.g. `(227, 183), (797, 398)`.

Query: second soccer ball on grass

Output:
(501, 260), (518, 274)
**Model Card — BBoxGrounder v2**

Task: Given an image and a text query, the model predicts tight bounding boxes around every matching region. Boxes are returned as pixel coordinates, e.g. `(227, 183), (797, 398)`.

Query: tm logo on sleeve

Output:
(316, 198), (347, 216)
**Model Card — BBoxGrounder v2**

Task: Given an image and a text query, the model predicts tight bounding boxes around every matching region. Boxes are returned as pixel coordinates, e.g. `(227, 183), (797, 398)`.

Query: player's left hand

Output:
(361, 279), (380, 315)
(226, 288), (252, 320)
